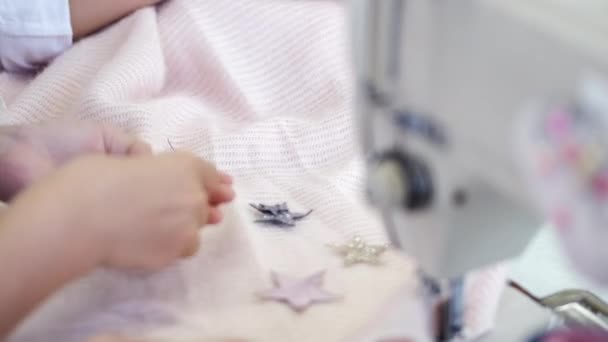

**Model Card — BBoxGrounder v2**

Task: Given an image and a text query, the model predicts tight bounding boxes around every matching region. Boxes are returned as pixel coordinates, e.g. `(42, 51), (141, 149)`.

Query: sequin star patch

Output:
(328, 235), (388, 266)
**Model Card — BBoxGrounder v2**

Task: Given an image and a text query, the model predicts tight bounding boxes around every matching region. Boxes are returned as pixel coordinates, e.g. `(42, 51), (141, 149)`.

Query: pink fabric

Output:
(0, 1), (507, 341)
(517, 78), (608, 286)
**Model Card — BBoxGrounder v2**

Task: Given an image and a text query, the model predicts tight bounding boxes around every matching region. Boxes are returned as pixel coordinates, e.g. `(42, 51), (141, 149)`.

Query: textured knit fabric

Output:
(0, 1), (506, 341)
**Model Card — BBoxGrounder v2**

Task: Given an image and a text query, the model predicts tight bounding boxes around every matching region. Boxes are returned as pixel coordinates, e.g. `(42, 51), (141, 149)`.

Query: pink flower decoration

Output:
(592, 171), (608, 199)
(545, 110), (572, 140)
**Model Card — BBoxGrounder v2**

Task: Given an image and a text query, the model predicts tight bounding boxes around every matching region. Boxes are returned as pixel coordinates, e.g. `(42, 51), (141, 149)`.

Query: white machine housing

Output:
(352, 0), (608, 279)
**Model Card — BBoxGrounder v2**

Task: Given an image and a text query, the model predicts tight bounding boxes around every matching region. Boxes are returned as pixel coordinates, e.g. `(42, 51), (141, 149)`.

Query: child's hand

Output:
(0, 121), (151, 201)
(9, 152), (234, 270)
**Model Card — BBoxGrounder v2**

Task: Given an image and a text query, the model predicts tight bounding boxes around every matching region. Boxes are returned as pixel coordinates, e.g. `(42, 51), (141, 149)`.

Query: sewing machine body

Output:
(352, 0), (608, 279)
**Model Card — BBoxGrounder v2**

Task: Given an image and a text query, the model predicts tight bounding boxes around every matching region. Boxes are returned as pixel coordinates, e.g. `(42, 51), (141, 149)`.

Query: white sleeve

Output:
(0, 0), (73, 72)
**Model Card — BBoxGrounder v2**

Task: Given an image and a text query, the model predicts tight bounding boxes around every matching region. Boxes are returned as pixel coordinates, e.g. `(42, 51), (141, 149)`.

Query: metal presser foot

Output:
(419, 273), (466, 341)
(439, 278), (466, 341)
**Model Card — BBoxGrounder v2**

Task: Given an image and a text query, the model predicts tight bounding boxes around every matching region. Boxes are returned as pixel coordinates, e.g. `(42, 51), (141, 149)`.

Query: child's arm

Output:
(0, 199), (100, 335)
(0, 152), (234, 338)
(69, 0), (165, 38)
(0, 0), (164, 72)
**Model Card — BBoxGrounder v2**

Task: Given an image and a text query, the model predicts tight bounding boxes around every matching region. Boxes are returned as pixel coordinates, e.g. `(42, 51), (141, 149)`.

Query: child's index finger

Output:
(219, 172), (233, 185)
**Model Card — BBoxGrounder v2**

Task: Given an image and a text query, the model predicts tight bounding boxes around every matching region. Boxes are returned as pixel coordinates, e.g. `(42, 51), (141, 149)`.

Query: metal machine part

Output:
(351, 0), (608, 340)
(510, 282), (608, 334)
(436, 278), (466, 341)
(542, 290), (608, 331)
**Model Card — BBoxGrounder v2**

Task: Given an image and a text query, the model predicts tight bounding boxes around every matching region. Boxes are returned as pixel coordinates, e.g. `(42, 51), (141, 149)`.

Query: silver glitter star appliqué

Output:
(328, 235), (388, 266)
(257, 270), (339, 312)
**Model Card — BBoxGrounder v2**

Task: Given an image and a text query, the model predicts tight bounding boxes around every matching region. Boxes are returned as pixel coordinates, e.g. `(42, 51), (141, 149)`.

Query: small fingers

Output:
(101, 125), (151, 156)
(219, 171), (233, 185)
(193, 158), (221, 188)
(208, 207), (223, 224)
(203, 168), (234, 205)
(172, 153), (235, 206)
(181, 230), (201, 258)
(194, 191), (210, 226)
(192, 158), (232, 205)
(209, 184), (235, 206)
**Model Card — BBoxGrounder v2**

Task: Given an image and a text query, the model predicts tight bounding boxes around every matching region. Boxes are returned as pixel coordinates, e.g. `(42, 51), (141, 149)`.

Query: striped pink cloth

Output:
(0, 1), (506, 341)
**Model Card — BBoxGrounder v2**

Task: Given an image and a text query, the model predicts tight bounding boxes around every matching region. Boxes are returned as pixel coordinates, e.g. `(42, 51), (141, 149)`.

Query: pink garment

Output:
(0, 0), (73, 73)
(0, 1), (506, 341)
(517, 79), (608, 286)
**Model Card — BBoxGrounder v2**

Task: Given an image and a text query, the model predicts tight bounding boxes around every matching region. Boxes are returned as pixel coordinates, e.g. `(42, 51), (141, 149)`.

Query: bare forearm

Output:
(0, 200), (97, 338)
(69, 0), (164, 39)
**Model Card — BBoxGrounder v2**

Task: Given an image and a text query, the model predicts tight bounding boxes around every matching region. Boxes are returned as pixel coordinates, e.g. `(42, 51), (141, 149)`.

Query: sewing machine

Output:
(351, 0), (608, 340)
